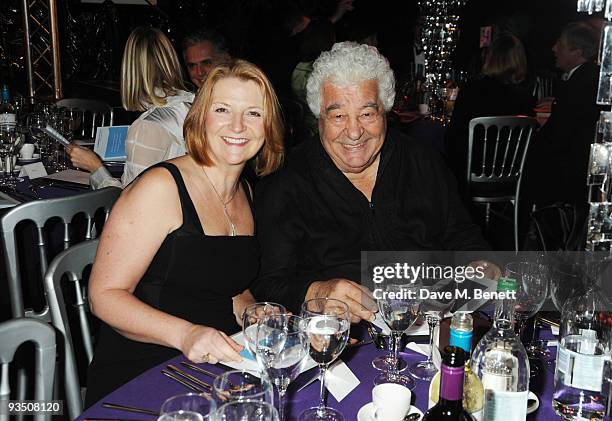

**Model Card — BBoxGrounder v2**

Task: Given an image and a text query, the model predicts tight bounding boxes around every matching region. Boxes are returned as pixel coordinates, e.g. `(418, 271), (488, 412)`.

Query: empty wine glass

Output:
(242, 302), (286, 369)
(257, 314), (309, 420)
(504, 261), (549, 365)
(374, 283), (420, 388)
(408, 270), (456, 381)
(550, 262), (586, 312)
(299, 298), (350, 421)
(0, 126), (24, 187)
(159, 393), (216, 421)
(215, 400), (279, 421)
(212, 370), (273, 406)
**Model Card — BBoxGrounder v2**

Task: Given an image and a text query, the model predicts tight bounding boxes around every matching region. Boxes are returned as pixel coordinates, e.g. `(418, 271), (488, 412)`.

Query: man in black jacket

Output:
(525, 22), (601, 206)
(252, 42), (491, 320)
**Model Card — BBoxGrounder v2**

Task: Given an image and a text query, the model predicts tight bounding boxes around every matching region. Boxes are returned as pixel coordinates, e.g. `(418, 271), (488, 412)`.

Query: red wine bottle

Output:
(422, 346), (476, 421)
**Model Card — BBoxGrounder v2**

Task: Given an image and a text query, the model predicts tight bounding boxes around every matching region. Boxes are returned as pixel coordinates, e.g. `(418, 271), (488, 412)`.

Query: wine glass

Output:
(256, 314), (309, 420)
(408, 270), (456, 381)
(550, 261), (586, 312)
(374, 283), (420, 388)
(212, 370), (273, 406)
(242, 302), (286, 368)
(299, 298), (350, 421)
(215, 400), (280, 421)
(0, 126), (24, 187)
(158, 393), (216, 421)
(504, 261), (549, 364)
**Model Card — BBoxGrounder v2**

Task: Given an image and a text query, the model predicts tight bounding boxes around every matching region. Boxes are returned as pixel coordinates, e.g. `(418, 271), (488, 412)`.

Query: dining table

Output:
(77, 323), (560, 421)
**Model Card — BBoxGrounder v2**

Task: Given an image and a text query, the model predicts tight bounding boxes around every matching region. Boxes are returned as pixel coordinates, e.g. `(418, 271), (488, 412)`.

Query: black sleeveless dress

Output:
(85, 162), (259, 407)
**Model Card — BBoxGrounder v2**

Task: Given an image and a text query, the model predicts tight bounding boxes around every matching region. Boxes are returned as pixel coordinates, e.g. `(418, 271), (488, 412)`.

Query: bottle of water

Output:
(552, 286), (611, 421)
(471, 278), (530, 421)
(0, 83), (15, 125)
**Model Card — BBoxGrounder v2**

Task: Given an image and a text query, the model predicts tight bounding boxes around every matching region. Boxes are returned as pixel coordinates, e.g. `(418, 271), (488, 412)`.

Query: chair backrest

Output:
(44, 239), (99, 420)
(1, 187), (121, 320)
(0, 318), (56, 421)
(56, 98), (114, 139)
(466, 115), (538, 192)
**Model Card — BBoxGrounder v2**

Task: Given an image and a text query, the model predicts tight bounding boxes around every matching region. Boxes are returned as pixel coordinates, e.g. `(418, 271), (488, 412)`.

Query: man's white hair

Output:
(306, 41), (395, 117)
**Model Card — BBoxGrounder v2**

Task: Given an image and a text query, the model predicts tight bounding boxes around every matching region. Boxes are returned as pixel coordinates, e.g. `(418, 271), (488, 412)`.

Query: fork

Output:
(166, 365), (212, 390)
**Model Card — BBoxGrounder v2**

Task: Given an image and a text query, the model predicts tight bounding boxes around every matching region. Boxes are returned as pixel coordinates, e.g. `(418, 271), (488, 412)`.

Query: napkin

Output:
(406, 342), (430, 356)
(43, 169), (90, 185)
(21, 162), (47, 179)
(324, 360), (360, 402)
(551, 325), (559, 336)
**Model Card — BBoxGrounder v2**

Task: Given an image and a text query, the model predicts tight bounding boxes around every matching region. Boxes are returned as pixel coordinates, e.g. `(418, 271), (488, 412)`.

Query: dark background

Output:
(0, 0), (591, 106)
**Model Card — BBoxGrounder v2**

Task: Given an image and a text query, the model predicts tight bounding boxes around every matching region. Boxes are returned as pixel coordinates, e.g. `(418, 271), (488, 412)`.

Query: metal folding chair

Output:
(466, 116), (539, 251)
(44, 239), (99, 419)
(1, 187), (120, 320)
(0, 318), (56, 421)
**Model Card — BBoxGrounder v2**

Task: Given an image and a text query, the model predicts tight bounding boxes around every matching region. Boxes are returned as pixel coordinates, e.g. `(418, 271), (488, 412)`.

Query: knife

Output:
(101, 402), (158, 416)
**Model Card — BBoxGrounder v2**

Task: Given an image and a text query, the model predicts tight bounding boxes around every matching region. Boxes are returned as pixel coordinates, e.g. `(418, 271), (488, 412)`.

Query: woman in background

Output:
(444, 32), (535, 197)
(67, 27), (194, 189)
(84, 59), (284, 406)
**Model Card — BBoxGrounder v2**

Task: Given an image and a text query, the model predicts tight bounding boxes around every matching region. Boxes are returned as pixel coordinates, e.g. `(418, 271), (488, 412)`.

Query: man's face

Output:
(184, 40), (218, 88)
(552, 35), (584, 72)
(318, 79), (386, 176)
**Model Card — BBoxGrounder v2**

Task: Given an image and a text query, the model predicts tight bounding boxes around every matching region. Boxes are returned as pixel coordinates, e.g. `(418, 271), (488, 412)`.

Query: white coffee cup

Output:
(20, 143), (35, 160)
(372, 383), (412, 421)
(417, 103), (429, 115)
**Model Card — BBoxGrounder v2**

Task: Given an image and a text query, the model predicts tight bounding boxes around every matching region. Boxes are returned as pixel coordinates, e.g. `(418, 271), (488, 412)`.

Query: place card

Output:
(22, 162), (47, 179)
(324, 360), (360, 402)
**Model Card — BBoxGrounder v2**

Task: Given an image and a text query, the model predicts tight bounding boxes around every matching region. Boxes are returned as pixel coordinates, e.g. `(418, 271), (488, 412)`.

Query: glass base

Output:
(373, 371), (415, 390)
(371, 355), (407, 372)
(298, 406), (345, 421)
(408, 360), (438, 381)
(525, 341), (551, 359)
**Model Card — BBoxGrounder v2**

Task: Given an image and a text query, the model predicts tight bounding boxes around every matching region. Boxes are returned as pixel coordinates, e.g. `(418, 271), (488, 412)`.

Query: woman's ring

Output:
(202, 353), (210, 363)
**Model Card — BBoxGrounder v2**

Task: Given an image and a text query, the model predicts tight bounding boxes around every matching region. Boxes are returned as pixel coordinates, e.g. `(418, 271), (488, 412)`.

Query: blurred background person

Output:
(182, 28), (231, 89)
(67, 27), (194, 189)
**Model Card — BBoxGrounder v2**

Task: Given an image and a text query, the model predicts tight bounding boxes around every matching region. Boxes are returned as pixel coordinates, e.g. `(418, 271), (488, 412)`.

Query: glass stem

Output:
(317, 364), (328, 415)
(393, 331), (402, 375)
(517, 317), (527, 343)
(278, 388), (286, 421)
(425, 316), (438, 364)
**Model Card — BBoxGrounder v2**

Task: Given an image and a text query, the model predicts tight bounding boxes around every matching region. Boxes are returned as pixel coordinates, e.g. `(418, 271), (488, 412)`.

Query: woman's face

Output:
(205, 77), (266, 168)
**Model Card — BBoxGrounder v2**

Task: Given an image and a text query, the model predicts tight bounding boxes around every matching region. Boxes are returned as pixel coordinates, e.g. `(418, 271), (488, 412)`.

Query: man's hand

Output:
(305, 278), (376, 323)
(66, 144), (103, 173)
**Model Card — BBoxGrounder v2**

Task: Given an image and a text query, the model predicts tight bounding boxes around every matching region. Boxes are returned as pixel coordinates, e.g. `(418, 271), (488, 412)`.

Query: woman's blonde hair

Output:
(121, 27), (186, 112)
(184, 59), (284, 177)
(483, 33), (527, 84)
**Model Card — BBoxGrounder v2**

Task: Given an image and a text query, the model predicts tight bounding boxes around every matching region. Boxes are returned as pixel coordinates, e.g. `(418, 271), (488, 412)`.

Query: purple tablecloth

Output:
(77, 329), (558, 421)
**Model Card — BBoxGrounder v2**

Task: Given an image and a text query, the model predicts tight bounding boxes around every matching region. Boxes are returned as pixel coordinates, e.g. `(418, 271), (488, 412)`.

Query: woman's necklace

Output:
(201, 167), (239, 236)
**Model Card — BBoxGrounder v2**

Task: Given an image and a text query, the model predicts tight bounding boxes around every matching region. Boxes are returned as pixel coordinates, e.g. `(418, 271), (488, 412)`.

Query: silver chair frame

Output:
(55, 98), (114, 139)
(44, 239), (99, 419)
(2, 187), (121, 320)
(0, 318), (56, 421)
(466, 116), (538, 251)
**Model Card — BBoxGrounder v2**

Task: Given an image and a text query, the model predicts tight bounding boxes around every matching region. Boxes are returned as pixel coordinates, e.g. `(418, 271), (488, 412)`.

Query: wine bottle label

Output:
(450, 328), (473, 354)
(440, 365), (465, 401)
(483, 390), (528, 421)
(557, 347), (605, 392)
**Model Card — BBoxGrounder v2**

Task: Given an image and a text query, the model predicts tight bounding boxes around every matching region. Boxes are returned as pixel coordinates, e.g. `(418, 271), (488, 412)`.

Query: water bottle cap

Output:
(497, 277), (517, 292)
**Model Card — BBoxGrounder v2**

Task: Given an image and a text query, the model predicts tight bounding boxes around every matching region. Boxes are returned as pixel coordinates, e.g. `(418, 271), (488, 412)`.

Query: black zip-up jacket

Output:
(252, 128), (488, 312)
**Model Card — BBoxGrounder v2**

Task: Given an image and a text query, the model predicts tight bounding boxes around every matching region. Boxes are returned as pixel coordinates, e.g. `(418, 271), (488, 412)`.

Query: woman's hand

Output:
(66, 144), (103, 173)
(232, 289), (256, 327)
(180, 324), (243, 364)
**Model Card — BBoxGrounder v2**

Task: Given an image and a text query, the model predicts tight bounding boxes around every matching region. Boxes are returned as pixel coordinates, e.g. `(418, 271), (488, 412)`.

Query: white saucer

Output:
(527, 391), (539, 414)
(357, 402), (423, 421)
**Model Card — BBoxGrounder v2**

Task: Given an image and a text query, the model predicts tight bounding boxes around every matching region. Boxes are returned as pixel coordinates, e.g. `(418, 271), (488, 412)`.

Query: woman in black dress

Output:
(85, 60), (284, 406)
(444, 32), (536, 197)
